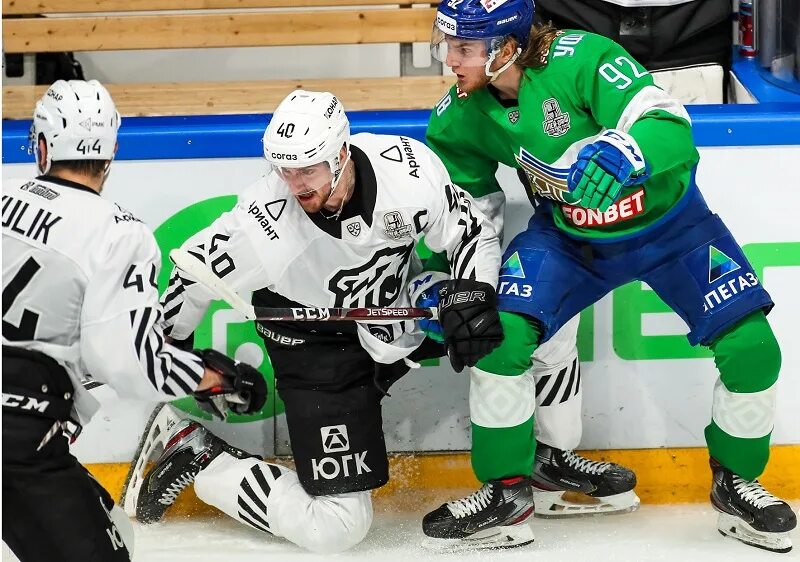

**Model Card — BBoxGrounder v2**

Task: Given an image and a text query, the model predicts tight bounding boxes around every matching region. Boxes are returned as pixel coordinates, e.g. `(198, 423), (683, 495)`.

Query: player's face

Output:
(277, 162), (334, 213)
(442, 38), (491, 93)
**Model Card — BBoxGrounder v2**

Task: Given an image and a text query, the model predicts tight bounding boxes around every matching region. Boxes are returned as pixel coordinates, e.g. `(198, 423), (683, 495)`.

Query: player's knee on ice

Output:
(194, 453), (373, 554)
(269, 471), (373, 554)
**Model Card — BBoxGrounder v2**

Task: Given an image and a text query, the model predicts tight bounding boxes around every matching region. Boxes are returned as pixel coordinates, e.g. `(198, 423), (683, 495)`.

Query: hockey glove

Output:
(564, 129), (649, 212)
(408, 271), (449, 343)
(437, 279), (503, 372)
(192, 349), (267, 419)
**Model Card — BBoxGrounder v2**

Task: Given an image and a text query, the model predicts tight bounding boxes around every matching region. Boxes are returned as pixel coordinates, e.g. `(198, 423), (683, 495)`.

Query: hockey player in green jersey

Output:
(415, 0), (797, 554)
(412, 0), (640, 530)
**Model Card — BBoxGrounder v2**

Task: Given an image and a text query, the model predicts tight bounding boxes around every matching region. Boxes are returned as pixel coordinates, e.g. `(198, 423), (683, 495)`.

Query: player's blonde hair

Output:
(516, 23), (560, 69)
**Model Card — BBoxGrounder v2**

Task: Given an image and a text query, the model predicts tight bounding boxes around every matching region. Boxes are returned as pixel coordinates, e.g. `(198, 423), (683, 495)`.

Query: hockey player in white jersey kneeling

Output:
(130, 89), (504, 554)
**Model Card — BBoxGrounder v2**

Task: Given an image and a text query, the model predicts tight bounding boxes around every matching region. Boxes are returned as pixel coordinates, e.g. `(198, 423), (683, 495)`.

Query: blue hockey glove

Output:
(564, 129), (649, 212)
(408, 271), (449, 343)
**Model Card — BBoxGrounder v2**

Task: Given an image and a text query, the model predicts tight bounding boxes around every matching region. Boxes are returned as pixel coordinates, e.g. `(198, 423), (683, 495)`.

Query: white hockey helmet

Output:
(263, 90), (350, 193)
(30, 80), (121, 174)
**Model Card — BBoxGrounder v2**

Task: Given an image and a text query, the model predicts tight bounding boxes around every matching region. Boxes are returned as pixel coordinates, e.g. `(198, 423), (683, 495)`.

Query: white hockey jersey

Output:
(2, 176), (205, 423)
(162, 133), (501, 363)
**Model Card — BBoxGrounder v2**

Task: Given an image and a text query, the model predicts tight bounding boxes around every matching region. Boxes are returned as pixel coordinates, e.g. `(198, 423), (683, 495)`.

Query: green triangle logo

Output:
(500, 251), (526, 278)
(708, 245), (740, 283)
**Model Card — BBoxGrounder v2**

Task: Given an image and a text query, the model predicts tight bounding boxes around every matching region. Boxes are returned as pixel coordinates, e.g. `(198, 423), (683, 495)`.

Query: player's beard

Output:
(294, 185), (331, 214)
(456, 71), (491, 94)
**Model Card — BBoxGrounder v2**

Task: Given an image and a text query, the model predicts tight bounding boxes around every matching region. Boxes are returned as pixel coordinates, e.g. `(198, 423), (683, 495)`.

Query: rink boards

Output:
(3, 103), (799, 504)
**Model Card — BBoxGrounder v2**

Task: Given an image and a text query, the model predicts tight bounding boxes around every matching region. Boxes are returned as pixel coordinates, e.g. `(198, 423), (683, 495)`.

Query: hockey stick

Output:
(168, 248), (438, 322)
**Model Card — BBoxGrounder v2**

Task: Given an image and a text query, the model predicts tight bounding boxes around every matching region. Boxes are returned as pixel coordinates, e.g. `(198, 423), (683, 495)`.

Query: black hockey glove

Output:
(192, 349), (267, 419)
(437, 279), (503, 372)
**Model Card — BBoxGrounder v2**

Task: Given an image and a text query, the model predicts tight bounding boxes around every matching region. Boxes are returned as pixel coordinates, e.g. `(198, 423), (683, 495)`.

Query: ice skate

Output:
(135, 418), (229, 523)
(120, 403), (185, 516)
(710, 458), (796, 553)
(421, 477), (535, 551)
(532, 442), (639, 517)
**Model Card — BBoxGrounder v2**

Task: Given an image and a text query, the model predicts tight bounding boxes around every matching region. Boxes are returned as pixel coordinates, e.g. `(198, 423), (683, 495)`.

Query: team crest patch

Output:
(542, 98), (570, 137)
(514, 147), (570, 202)
(383, 211), (413, 240)
(508, 109), (520, 124)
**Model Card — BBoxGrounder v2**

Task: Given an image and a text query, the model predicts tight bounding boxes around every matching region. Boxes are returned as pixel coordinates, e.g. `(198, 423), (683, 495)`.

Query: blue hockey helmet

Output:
(432, 0), (534, 77)
(434, 0), (534, 50)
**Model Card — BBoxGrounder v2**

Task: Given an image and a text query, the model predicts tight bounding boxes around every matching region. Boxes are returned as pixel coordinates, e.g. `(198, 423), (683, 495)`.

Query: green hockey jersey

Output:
(426, 30), (700, 240)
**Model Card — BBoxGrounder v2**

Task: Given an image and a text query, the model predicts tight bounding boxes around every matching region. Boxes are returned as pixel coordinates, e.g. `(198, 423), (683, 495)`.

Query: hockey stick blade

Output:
(169, 248), (438, 323)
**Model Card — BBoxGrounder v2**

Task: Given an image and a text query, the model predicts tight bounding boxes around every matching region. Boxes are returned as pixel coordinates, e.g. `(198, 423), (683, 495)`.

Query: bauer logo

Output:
(321, 424), (350, 453)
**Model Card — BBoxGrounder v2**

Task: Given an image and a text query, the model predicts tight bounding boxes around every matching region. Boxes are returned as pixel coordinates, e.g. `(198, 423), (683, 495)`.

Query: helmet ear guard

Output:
(30, 80), (121, 174)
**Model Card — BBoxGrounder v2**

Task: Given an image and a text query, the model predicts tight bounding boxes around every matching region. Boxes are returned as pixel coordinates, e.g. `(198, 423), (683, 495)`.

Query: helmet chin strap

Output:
(485, 47), (521, 82)
(321, 147), (352, 220)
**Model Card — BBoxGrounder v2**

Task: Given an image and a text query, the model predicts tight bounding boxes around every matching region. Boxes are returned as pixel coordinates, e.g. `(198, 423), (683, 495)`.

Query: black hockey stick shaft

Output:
(252, 306), (438, 322)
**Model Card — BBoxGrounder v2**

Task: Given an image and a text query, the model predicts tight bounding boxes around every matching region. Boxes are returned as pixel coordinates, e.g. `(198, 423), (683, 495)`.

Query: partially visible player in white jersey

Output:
(128, 89), (503, 553)
(1, 80), (267, 562)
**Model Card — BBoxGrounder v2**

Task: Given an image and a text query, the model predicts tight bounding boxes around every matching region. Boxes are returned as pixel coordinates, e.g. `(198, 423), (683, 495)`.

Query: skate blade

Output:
(533, 489), (640, 518)
(119, 403), (185, 517)
(717, 512), (793, 554)
(421, 523), (534, 552)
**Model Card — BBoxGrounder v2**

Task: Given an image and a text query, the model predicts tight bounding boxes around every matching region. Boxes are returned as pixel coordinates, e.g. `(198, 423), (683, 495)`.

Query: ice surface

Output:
(131, 502), (799, 561)
(4, 502), (798, 561)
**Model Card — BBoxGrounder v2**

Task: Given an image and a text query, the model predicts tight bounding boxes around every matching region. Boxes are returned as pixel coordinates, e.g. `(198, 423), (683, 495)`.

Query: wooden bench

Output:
(2, 0), (451, 119)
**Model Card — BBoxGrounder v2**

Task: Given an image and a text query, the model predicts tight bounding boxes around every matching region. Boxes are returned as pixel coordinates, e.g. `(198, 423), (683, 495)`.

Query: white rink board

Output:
(4, 145), (799, 463)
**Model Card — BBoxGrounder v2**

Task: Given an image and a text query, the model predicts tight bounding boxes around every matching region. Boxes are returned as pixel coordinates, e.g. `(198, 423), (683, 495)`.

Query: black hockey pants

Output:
(2, 346), (131, 562)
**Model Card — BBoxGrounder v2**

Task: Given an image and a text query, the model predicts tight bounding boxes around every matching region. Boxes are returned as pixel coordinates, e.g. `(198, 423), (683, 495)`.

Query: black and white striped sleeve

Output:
(160, 205), (268, 341)
(80, 222), (205, 401)
(422, 148), (501, 289)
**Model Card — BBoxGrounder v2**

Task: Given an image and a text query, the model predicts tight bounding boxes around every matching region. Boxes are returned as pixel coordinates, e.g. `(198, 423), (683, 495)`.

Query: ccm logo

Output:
(2, 393), (50, 413)
(291, 308), (331, 320)
(366, 308), (410, 317)
(270, 152), (298, 160)
(441, 290), (485, 307)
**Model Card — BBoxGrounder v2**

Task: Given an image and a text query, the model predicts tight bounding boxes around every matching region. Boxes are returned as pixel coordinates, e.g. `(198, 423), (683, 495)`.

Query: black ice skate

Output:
(532, 441), (639, 517)
(710, 458), (796, 553)
(421, 477), (535, 551)
(135, 419), (224, 523)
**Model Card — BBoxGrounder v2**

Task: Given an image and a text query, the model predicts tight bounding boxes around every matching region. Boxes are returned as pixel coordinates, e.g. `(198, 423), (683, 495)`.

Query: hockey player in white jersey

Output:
(130, 89), (506, 553)
(1, 80), (267, 562)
